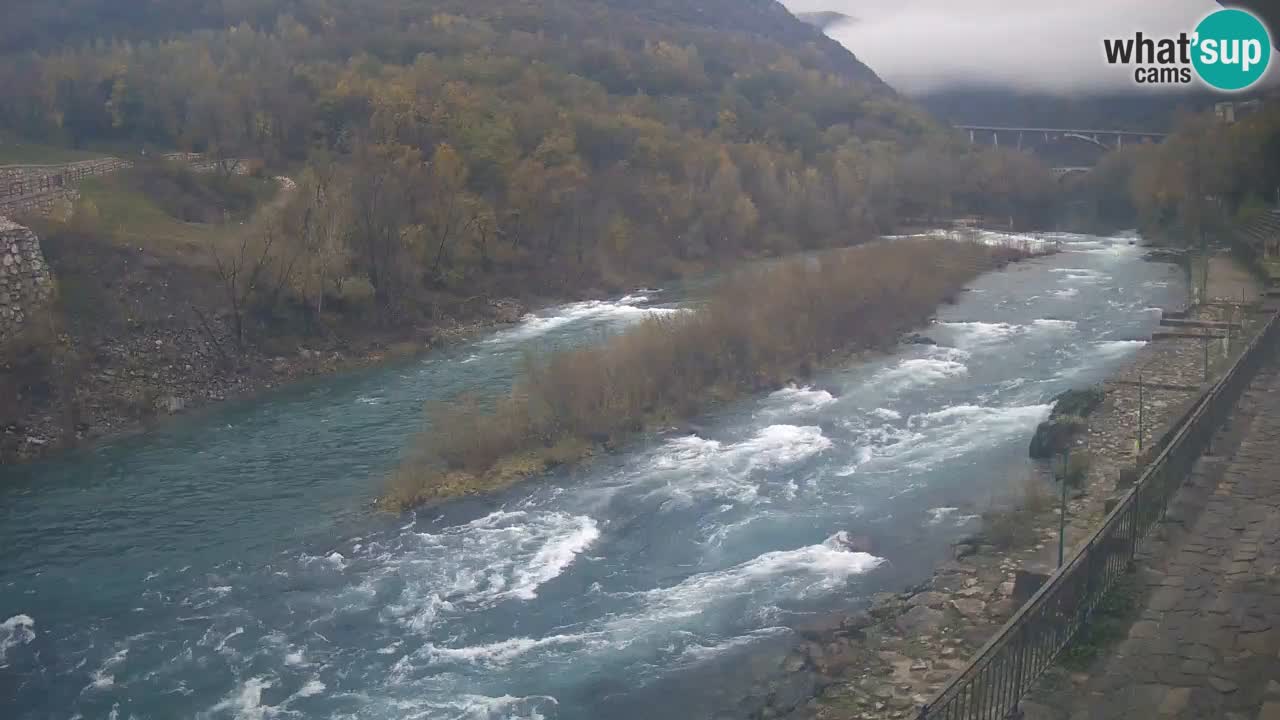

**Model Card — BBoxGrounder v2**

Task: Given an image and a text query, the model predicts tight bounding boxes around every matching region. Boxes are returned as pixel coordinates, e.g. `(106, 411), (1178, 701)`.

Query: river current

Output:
(0, 232), (1184, 719)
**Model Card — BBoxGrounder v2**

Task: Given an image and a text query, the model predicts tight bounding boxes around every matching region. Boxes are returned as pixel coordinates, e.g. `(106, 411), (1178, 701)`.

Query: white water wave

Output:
(207, 676), (275, 720)
(382, 510), (599, 635)
(0, 614), (35, 668)
(424, 694), (559, 720)
(647, 425), (832, 506)
(910, 403), (1051, 429)
(928, 507), (979, 526)
(1094, 340), (1148, 359)
(870, 407), (902, 421)
(1051, 268), (1110, 283)
(760, 385), (837, 416)
(1032, 319), (1077, 332)
(850, 403), (1053, 472)
(423, 633), (602, 668)
(875, 357), (968, 390)
(84, 645), (130, 691)
(630, 543), (885, 625)
(676, 626), (791, 665)
(908, 229), (1058, 253)
(837, 418), (926, 475)
(292, 679), (326, 699)
(484, 298), (683, 344)
(934, 321), (1023, 347)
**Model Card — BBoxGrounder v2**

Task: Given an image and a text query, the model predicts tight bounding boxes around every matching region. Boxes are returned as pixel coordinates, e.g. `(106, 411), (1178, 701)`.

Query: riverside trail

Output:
(0, 231), (1185, 720)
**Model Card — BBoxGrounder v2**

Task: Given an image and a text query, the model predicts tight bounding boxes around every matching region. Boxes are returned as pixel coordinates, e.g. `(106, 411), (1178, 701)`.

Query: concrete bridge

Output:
(956, 125), (1169, 151)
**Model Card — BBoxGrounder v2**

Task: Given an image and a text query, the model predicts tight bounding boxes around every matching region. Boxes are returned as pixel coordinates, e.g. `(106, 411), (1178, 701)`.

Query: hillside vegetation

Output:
(0, 0), (1066, 463)
(1065, 101), (1280, 241)
(386, 236), (1038, 508)
(2, 0), (1059, 333)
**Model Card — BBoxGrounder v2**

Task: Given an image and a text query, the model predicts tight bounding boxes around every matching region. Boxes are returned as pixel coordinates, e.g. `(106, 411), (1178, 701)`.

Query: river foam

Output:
(0, 614), (35, 668)
(0, 231), (1188, 720)
(484, 297), (683, 344)
(935, 321), (1023, 347)
(760, 386), (837, 416)
(647, 425), (832, 507)
(378, 510), (599, 635)
(630, 542), (885, 624)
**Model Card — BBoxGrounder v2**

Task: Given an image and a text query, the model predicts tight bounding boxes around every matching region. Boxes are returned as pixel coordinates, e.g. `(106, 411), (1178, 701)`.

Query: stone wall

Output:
(0, 217), (54, 345)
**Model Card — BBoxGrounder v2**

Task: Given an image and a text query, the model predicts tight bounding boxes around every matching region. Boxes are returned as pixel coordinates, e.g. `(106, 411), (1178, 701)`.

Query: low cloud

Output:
(783, 0), (1278, 95)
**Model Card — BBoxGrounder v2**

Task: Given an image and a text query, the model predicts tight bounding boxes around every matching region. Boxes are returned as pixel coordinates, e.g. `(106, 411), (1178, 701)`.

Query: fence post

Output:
(1058, 447), (1070, 568)
(1203, 333), (1210, 383)
(1228, 304), (1235, 354)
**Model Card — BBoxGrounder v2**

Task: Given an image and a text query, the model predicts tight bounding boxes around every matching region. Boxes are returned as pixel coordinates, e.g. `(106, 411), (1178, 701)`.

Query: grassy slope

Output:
(77, 177), (219, 258)
(75, 173), (281, 266)
(0, 136), (107, 165)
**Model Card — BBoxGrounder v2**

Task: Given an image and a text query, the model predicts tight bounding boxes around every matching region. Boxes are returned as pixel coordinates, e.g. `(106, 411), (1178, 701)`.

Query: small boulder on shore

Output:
(895, 605), (947, 634)
(903, 333), (938, 346)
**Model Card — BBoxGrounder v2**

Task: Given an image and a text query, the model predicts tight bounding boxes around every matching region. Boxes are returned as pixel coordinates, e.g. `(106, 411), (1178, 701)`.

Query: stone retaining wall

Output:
(0, 217), (54, 344)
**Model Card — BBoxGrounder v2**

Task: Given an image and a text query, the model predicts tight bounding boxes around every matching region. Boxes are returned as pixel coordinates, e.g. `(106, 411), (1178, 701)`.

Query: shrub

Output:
(1062, 451), (1091, 488)
(1052, 387), (1104, 417)
(387, 237), (1038, 508)
(982, 474), (1055, 549)
(336, 276), (376, 310)
(1059, 569), (1142, 670)
(123, 161), (269, 223)
(982, 507), (1036, 550)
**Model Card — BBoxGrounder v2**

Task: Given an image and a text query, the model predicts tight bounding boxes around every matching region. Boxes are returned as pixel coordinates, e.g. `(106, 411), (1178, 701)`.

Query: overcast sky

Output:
(780, 0), (1279, 95)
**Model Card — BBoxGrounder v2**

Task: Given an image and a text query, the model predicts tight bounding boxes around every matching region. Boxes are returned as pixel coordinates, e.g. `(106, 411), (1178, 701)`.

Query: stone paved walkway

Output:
(1035, 358), (1280, 720)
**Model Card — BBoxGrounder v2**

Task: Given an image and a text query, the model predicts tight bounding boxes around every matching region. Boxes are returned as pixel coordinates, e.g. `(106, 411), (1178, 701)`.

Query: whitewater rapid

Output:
(0, 232), (1186, 720)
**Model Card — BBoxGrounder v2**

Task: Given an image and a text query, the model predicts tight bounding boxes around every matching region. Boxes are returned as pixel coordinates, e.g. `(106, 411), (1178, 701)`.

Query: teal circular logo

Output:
(1193, 9), (1272, 91)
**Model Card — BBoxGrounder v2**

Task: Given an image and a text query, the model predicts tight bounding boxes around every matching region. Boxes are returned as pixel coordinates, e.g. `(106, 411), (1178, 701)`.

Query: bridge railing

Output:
(919, 306), (1280, 720)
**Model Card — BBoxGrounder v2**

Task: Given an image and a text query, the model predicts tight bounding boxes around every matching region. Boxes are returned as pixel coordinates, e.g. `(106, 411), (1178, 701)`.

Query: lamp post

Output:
(1137, 372), (1144, 458)
(1058, 446), (1070, 569)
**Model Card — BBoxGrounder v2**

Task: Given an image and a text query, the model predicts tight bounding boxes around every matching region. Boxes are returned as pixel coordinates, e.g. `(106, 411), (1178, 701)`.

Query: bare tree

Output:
(208, 225), (276, 351)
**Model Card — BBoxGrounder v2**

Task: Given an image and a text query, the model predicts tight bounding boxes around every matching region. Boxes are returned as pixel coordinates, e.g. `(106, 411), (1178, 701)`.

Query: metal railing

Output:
(919, 308), (1280, 720)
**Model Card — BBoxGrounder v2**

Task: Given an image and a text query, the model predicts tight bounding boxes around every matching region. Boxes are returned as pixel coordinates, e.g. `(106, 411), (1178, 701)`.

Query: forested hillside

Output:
(1, 0), (1055, 331)
(1065, 101), (1280, 240)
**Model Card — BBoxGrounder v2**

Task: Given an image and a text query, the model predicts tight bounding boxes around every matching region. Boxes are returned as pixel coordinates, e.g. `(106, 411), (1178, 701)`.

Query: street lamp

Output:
(1057, 446), (1070, 568)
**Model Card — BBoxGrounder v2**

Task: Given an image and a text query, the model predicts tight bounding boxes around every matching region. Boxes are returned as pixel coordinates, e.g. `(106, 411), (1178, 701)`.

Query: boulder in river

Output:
(828, 530), (875, 554)
(1028, 415), (1086, 459)
(1028, 386), (1103, 459)
(903, 333), (938, 346)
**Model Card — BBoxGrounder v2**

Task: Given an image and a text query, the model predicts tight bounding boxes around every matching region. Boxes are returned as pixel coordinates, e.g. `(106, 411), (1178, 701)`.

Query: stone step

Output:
(1159, 317), (1241, 329)
(1151, 330), (1229, 340)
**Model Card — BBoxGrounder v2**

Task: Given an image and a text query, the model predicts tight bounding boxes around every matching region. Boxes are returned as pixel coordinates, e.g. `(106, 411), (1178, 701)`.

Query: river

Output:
(0, 232), (1185, 720)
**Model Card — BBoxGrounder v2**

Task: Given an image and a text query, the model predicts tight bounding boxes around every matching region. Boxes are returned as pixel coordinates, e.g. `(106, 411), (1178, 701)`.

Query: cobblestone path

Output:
(1034, 357), (1280, 720)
